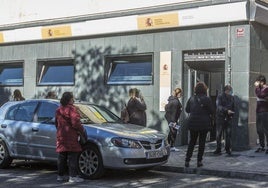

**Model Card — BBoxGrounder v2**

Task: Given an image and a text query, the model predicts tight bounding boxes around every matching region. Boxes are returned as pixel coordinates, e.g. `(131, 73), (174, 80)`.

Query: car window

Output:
(6, 102), (38, 122)
(75, 104), (121, 124)
(6, 104), (20, 120)
(91, 106), (120, 123)
(36, 102), (58, 123)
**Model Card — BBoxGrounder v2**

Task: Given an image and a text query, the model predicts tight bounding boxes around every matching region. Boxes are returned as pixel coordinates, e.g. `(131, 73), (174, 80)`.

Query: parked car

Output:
(0, 99), (170, 179)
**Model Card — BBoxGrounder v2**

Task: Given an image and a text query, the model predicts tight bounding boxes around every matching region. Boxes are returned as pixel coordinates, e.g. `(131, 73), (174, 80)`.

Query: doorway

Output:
(181, 49), (226, 144)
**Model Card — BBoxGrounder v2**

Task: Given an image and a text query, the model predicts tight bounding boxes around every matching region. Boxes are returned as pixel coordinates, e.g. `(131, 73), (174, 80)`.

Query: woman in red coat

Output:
(55, 92), (84, 183)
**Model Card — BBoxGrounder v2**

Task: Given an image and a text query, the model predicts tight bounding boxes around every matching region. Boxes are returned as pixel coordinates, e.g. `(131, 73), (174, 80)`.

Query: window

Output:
(6, 104), (20, 120)
(37, 59), (74, 86)
(105, 54), (153, 85)
(0, 63), (23, 86)
(74, 104), (121, 124)
(6, 101), (38, 122)
(36, 102), (58, 123)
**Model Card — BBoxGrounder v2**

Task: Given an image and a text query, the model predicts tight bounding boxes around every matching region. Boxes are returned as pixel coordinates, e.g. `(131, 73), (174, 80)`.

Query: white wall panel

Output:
(0, 0), (198, 26)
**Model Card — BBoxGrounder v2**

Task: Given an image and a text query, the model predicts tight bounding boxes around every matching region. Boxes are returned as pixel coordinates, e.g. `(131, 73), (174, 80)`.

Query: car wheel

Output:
(0, 140), (13, 168)
(78, 144), (105, 179)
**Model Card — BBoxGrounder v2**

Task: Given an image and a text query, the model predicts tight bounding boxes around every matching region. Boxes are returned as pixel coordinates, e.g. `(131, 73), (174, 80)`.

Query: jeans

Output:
(57, 151), (79, 177)
(215, 117), (232, 151)
(256, 112), (268, 148)
(168, 126), (177, 147)
(185, 130), (208, 162)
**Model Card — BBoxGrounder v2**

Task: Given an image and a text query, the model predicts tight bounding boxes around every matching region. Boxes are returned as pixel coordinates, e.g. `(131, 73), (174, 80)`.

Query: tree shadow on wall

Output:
(72, 44), (130, 113)
(33, 87), (63, 99)
(72, 43), (165, 131)
(232, 95), (250, 151)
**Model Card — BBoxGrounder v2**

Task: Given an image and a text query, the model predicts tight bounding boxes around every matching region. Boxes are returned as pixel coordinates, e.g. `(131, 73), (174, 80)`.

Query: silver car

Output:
(0, 99), (170, 179)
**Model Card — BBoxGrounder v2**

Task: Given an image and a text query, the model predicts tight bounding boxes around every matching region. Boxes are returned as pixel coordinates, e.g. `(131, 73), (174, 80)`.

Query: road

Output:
(0, 161), (267, 188)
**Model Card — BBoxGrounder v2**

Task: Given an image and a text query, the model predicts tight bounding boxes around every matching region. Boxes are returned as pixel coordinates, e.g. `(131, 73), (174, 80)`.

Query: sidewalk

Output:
(155, 142), (268, 181)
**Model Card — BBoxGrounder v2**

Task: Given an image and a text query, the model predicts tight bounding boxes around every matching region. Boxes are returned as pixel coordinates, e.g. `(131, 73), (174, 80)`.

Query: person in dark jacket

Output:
(213, 85), (235, 155)
(185, 82), (213, 168)
(127, 88), (147, 126)
(46, 91), (57, 99)
(164, 88), (183, 152)
(13, 89), (25, 101)
(55, 92), (84, 183)
(254, 75), (268, 153)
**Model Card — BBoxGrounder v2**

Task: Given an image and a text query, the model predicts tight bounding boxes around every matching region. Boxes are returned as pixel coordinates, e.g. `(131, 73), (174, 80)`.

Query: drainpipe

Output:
(227, 23), (231, 85)
(188, 68), (191, 98)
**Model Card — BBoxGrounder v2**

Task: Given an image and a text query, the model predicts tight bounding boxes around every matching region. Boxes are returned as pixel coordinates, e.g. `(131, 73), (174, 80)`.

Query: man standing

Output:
(213, 85), (235, 155)
(254, 75), (268, 153)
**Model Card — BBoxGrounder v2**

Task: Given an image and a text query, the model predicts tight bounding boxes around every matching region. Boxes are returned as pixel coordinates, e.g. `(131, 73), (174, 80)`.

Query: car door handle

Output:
(32, 127), (39, 132)
(1, 124), (7, 128)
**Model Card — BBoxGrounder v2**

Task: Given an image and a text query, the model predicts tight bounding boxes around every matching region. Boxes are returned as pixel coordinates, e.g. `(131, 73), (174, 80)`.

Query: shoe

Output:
(226, 150), (231, 155)
(57, 175), (68, 181)
(185, 161), (189, 168)
(57, 176), (64, 181)
(213, 149), (221, 155)
(69, 176), (84, 183)
(255, 147), (265, 153)
(197, 161), (203, 167)
(266, 149), (268, 154)
(170, 147), (179, 152)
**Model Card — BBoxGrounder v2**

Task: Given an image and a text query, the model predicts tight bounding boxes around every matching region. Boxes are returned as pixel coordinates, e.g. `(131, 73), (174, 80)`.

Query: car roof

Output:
(1, 99), (98, 108)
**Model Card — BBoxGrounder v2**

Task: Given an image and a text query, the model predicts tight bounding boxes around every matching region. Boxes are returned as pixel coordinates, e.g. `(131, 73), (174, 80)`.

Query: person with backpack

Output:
(164, 88), (183, 152)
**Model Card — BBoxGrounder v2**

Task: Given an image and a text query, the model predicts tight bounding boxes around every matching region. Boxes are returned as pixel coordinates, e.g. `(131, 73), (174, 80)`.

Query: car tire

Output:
(0, 140), (13, 168)
(78, 144), (105, 179)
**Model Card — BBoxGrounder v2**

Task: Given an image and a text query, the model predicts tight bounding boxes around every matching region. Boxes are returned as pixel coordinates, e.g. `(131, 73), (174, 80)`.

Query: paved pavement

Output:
(155, 141), (268, 181)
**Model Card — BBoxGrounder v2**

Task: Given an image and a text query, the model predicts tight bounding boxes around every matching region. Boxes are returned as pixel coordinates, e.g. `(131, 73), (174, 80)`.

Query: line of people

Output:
(11, 89), (57, 101)
(123, 84), (235, 167)
(164, 74), (268, 168)
(164, 82), (235, 167)
(12, 74), (268, 178)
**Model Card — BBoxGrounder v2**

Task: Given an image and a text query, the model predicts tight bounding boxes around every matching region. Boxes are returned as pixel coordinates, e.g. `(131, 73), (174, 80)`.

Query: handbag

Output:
(61, 114), (88, 145)
(120, 104), (130, 123)
(182, 115), (190, 130)
(78, 128), (88, 145)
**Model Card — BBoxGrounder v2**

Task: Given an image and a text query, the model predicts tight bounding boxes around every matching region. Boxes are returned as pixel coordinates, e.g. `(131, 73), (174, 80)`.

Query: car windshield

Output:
(75, 104), (121, 124)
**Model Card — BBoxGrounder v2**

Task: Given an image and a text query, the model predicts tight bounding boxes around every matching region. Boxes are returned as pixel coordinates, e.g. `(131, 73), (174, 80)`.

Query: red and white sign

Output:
(236, 28), (245, 37)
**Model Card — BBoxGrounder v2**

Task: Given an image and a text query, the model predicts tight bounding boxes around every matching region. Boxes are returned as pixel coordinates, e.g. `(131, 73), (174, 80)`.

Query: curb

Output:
(154, 165), (268, 181)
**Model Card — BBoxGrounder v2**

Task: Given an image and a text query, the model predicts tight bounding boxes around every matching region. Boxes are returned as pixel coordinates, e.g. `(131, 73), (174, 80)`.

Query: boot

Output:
(197, 161), (203, 167)
(185, 161), (189, 168)
(213, 148), (221, 155)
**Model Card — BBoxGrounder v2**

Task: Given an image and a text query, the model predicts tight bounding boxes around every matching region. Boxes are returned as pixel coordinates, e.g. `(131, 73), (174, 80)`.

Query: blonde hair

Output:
(173, 88), (182, 97)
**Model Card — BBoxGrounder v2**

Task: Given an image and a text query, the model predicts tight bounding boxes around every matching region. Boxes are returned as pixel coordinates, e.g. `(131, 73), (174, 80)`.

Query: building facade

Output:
(0, 0), (268, 150)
